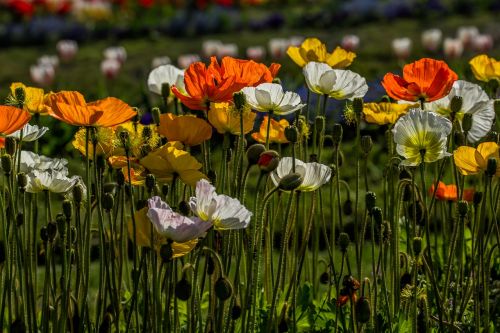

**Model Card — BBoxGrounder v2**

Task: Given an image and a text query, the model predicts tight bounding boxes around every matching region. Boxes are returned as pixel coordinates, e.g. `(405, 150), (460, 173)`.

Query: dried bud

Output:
(175, 276), (192, 301)
(278, 173), (303, 191)
(352, 98), (363, 116)
(233, 91), (247, 111)
(1, 154), (12, 175)
(102, 193), (114, 211)
(356, 297), (371, 323)
(215, 276), (233, 301)
(332, 124), (343, 145)
(365, 192), (376, 211)
(258, 150), (280, 173)
(62, 200), (72, 220)
(457, 200), (468, 217)
(17, 172), (27, 190)
(284, 126), (299, 143)
(486, 157), (497, 177)
(462, 113), (473, 133)
(450, 96), (463, 114)
(361, 135), (373, 155)
(145, 174), (156, 192)
(160, 243), (173, 263)
(5, 138), (16, 156)
(339, 232), (350, 252)
(246, 144), (266, 165)
(412, 237), (422, 256)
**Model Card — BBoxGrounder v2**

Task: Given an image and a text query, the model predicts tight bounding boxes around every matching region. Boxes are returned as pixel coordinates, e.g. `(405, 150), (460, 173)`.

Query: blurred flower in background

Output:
(56, 40), (78, 62)
(443, 38), (464, 59)
(391, 37), (411, 60)
(341, 34), (360, 52)
(421, 28), (442, 52)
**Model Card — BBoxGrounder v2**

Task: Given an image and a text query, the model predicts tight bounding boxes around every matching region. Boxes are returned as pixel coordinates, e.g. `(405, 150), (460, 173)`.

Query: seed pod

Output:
(233, 91), (247, 111)
(339, 232), (350, 253)
(278, 173), (303, 191)
(365, 192), (376, 211)
(215, 276), (233, 301)
(355, 297), (371, 323)
(175, 276), (192, 301)
(246, 144), (266, 165)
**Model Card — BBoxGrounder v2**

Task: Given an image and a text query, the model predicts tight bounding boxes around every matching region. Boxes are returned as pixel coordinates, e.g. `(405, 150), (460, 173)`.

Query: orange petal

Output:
(88, 97), (137, 127)
(0, 106), (31, 135)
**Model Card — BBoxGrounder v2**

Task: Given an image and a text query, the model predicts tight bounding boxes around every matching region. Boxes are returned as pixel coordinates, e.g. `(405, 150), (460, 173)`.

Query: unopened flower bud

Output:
(371, 207), (383, 225)
(47, 222), (57, 242)
(231, 299), (242, 319)
(246, 144), (266, 165)
(162, 184), (169, 197)
(17, 172), (27, 190)
(175, 275), (192, 301)
(258, 150), (280, 173)
(102, 193), (114, 211)
(145, 174), (156, 192)
(233, 91), (246, 111)
(161, 83), (171, 101)
(73, 184), (84, 205)
(457, 200), (468, 217)
(332, 124), (343, 145)
(365, 192), (376, 211)
(62, 200), (72, 220)
(450, 96), (463, 115)
(160, 243), (173, 262)
(1, 154), (12, 175)
(278, 172), (303, 191)
(343, 199), (353, 215)
(486, 157), (497, 177)
(5, 138), (16, 156)
(116, 170), (125, 186)
(454, 132), (465, 147)
(361, 135), (373, 155)
(356, 297), (371, 323)
(178, 200), (191, 216)
(151, 107), (161, 126)
(56, 213), (66, 234)
(413, 237), (422, 256)
(284, 126), (299, 143)
(215, 276), (233, 301)
(462, 113), (473, 132)
(339, 232), (350, 252)
(16, 212), (23, 227)
(315, 116), (325, 135)
(473, 191), (482, 206)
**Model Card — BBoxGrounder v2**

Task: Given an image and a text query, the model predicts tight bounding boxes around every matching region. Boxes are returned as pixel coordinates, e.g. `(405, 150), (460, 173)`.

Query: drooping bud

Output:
(332, 124), (343, 145)
(355, 297), (371, 323)
(450, 96), (463, 115)
(343, 199), (353, 215)
(5, 138), (16, 156)
(457, 200), (468, 218)
(246, 144), (266, 165)
(284, 126), (299, 143)
(175, 275), (192, 301)
(258, 150), (280, 173)
(361, 135), (373, 155)
(339, 232), (350, 252)
(462, 113), (473, 133)
(1, 154), (13, 175)
(214, 276), (233, 301)
(233, 91), (247, 111)
(278, 173), (303, 191)
(486, 157), (497, 177)
(365, 192), (376, 212)
(412, 237), (422, 256)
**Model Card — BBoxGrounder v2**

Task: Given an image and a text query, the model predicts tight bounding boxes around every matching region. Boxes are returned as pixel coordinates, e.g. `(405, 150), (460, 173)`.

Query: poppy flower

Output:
(242, 83), (305, 115)
(362, 102), (414, 125)
(147, 64), (185, 96)
(72, 127), (117, 159)
(115, 122), (161, 158)
(469, 55), (499, 83)
(172, 56), (279, 111)
(44, 91), (136, 127)
(9, 82), (47, 114)
(0, 106), (32, 135)
(251, 116), (289, 144)
(128, 206), (198, 257)
(8, 124), (48, 142)
(287, 38), (356, 69)
(382, 58), (458, 102)
(271, 157), (332, 192)
(208, 102), (256, 135)
(454, 142), (500, 177)
(392, 109), (452, 166)
(429, 181), (474, 202)
(25, 170), (79, 194)
(157, 113), (212, 146)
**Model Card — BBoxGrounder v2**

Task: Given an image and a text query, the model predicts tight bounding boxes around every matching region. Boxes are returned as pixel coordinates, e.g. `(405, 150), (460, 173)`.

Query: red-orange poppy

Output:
(382, 58), (458, 102)
(172, 56), (280, 111)
(44, 91), (136, 127)
(429, 181), (474, 202)
(0, 106), (32, 135)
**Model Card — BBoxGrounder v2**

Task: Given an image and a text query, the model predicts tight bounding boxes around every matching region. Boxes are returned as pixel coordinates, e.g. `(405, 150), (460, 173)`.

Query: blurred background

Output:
(0, 0), (499, 155)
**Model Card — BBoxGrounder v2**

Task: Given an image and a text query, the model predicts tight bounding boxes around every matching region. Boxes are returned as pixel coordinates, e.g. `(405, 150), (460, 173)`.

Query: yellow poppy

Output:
(363, 102), (415, 125)
(122, 165), (146, 186)
(127, 207), (197, 258)
(287, 38), (356, 69)
(140, 143), (206, 186)
(469, 55), (500, 82)
(207, 102), (256, 135)
(108, 156), (140, 169)
(157, 113), (212, 146)
(9, 82), (47, 114)
(251, 116), (289, 144)
(72, 127), (117, 159)
(115, 121), (161, 158)
(454, 142), (500, 176)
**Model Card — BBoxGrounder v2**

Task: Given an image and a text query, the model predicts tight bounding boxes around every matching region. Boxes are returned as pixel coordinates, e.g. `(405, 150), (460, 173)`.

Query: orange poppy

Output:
(251, 116), (289, 144)
(157, 113), (212, 146)
(172, 56), (280, 111)
(429, 181), (474, 202)
(382, 58), (458, 102)
(0, 106), (32, 135)
(44, 91), (136, 127)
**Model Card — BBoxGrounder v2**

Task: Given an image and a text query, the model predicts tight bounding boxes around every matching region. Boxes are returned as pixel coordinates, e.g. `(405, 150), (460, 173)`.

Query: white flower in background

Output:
(151, 56), (171, 69)
(30, 64), (55, 87)
(177, 54), (201, 69)
(392, 37), (412, 59)
(147, 196), (212, 243)
(271, 157), (332, 192)
(341, 34), (360, 52)
(421, 28), (442, 52)
(443, 38), (464, 59)
(392, 109), (452, 166)
(38, 55), (59, 68)
(147, 64), (185, 96)
(219, 43), (238, 58)
(189, 179), (252, 230)
(101, 58), (121, 79)
(26, 170), (79, 193)
(246, 46), (266, 61)
(288, 36), (304, 47)
(268, 38), (290, 58)
(303, 62), (368, 100)
(8, 124), (48, 142)
(472, 34), (493, 53)
(242, 83), (305, 115)
(427, 80), (494, 143)
(56, 40), (78, 61)
(457, 26), (479, 48)
(103, 46), (127, 64)
(202, 40), (223, 57)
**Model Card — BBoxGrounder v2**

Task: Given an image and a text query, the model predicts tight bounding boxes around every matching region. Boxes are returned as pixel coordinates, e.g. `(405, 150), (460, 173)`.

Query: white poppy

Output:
(392, 37), (412, 59)
(146, 196), (211, 243)
(101, 58), (121, 79)
(421, 29), (442, 52)
(38, 55), (59, 68)
(457, 26), (479, 48)
(270, 157), (331, 192)
(18, 151), (68, 174)
(246, 46), (266, 61)
(427, 80), (494, 143)
(241, 83), (305, 115)
(443, 38), (463, 59)
(26, 170), (79, 193)
(189, 179), (252, 230)
(341, 34), (360, 52)
(392, 109), (452, 166)
(56, 40), (78, 61)
(103, 46), (127, 63)
(8, 124), (48, 142)
(30, 64), (55, 87)
(303, 62), (368, 100)
(147, 64), (185, 96)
